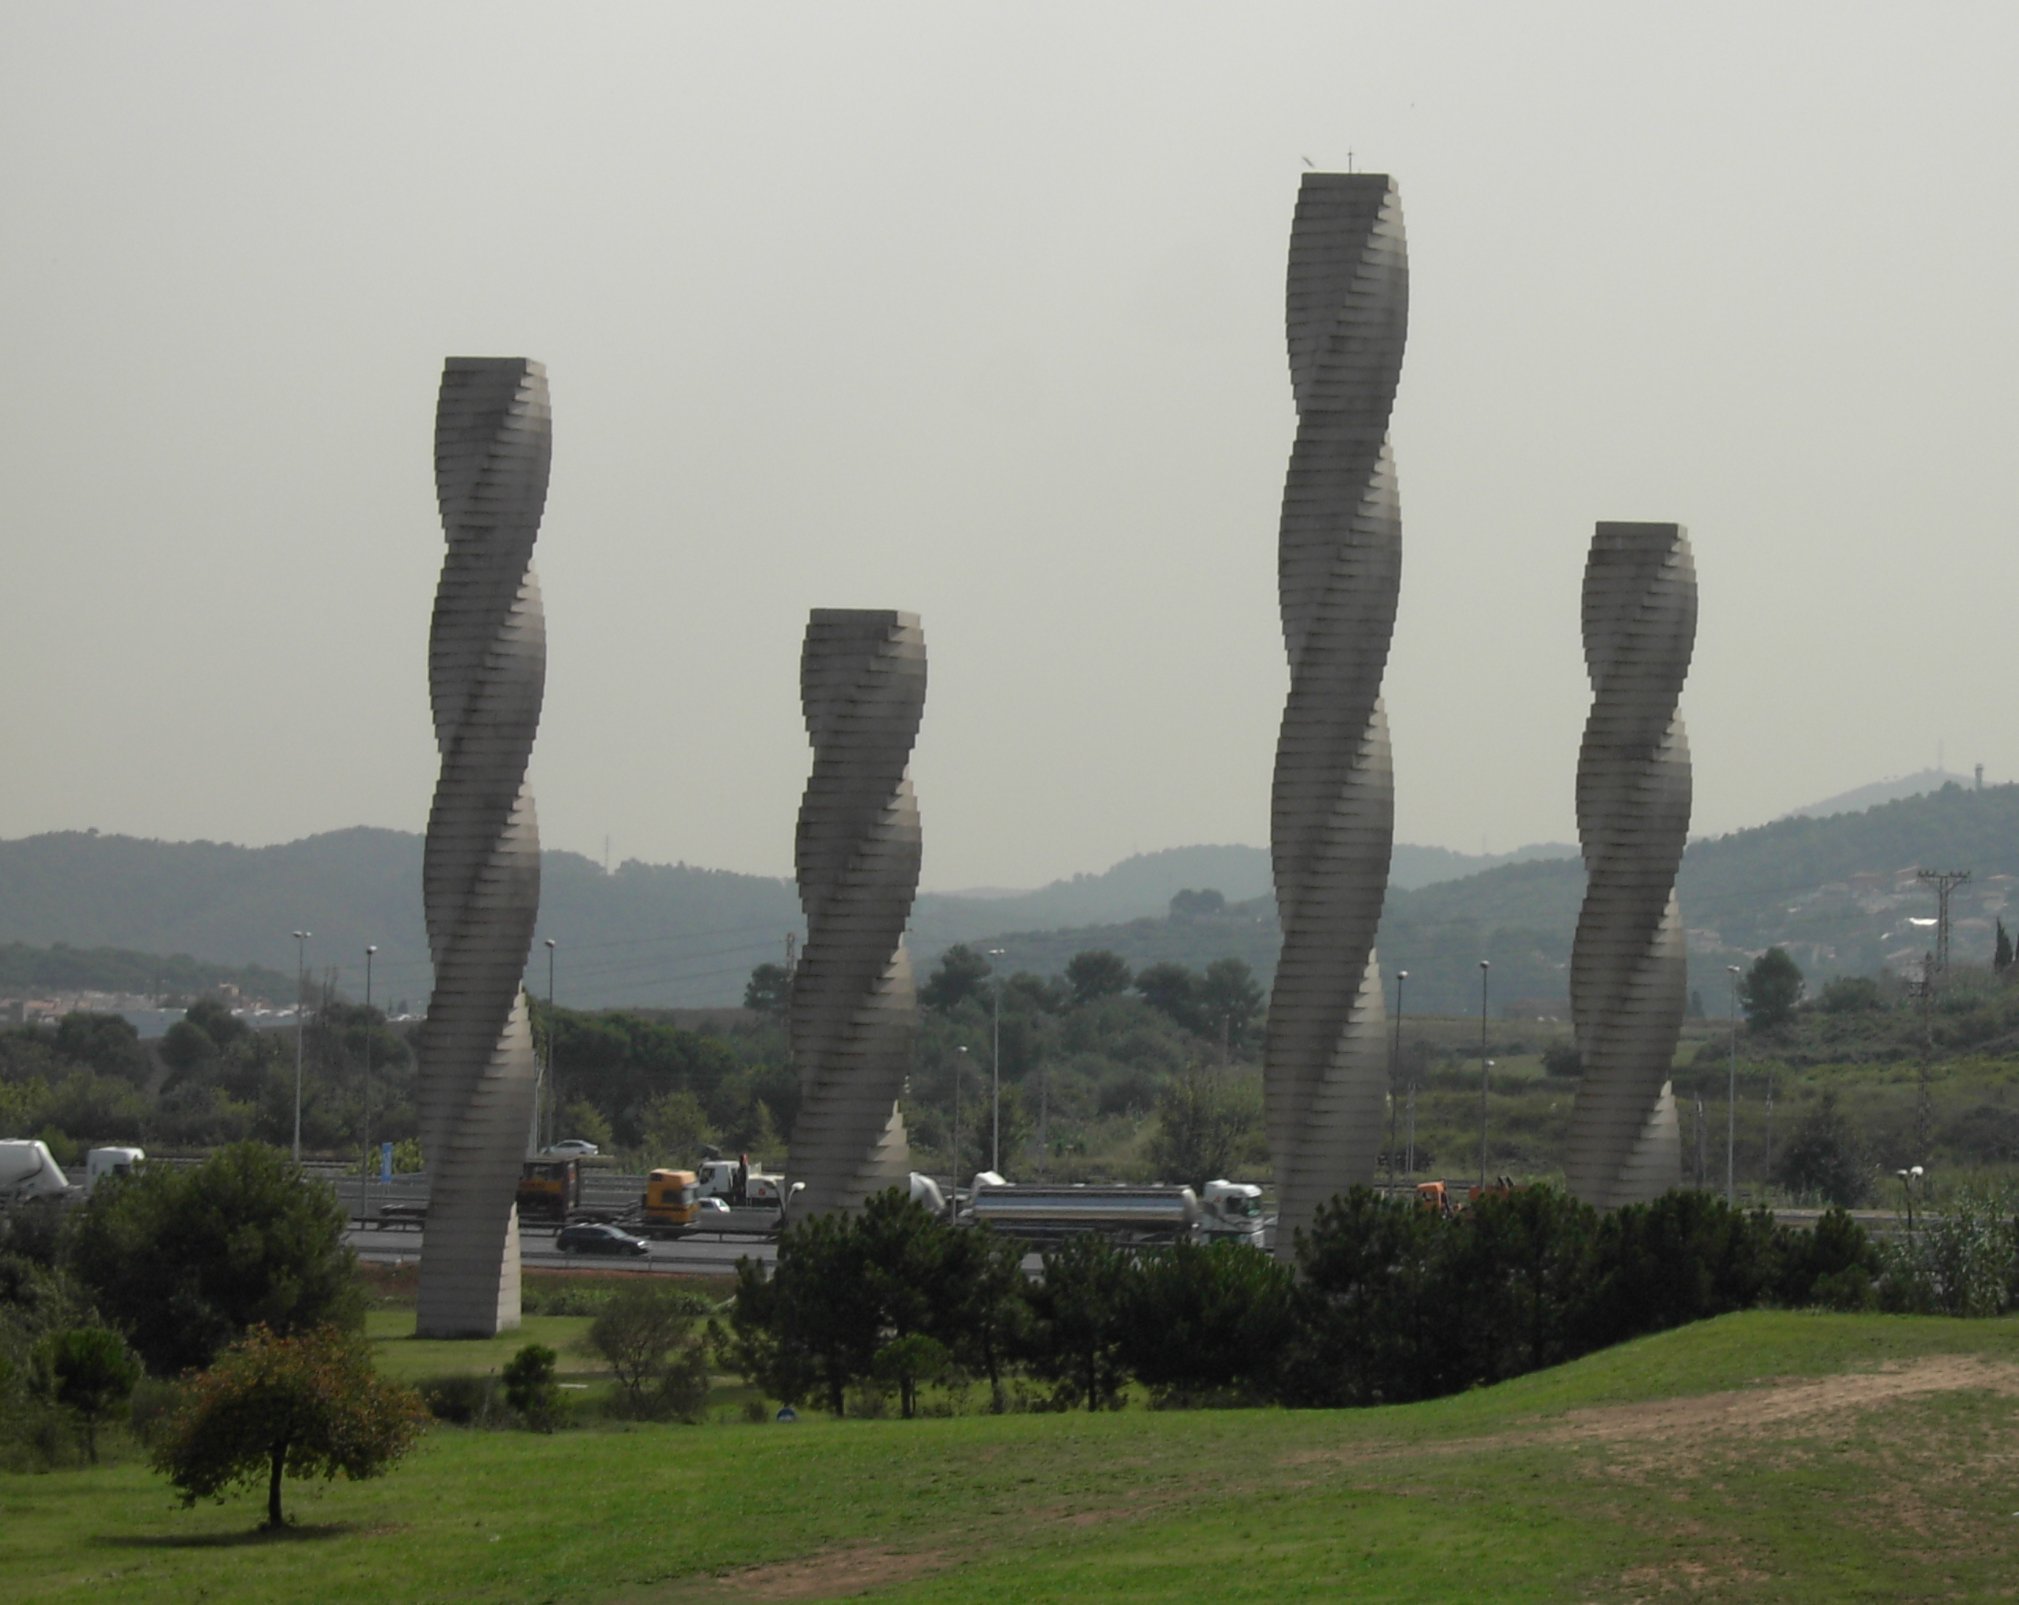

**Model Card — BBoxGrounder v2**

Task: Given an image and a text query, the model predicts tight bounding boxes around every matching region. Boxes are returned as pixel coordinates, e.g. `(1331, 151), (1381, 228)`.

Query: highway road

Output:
(346, 1222), (776, 1277)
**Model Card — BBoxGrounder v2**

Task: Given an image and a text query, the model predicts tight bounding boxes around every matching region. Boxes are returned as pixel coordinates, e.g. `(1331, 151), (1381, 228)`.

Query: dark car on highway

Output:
(555, 1223), (650, 1258)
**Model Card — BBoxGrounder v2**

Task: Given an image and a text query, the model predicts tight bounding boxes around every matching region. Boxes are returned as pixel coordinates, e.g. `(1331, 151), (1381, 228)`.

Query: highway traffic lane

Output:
(345, 1223), (774, 1276)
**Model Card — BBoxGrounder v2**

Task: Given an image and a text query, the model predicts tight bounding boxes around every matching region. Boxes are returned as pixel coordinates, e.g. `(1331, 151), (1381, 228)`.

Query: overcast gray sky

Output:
(4, 1), (2014, 892)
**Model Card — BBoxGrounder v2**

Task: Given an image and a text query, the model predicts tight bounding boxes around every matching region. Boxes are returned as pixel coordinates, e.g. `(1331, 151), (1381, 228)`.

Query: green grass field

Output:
(4, 1310), (2017, 1601)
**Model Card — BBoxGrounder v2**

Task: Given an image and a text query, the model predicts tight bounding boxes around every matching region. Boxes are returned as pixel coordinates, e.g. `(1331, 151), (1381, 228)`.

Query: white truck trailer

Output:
(963, 1179), (1266, 1247)
(0, 1139), (73, 1202)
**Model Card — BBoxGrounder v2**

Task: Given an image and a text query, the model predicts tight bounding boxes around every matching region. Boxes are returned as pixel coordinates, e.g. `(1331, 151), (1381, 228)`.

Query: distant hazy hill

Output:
(0, 829), (1560, 1009)
(1787, 769), (1976, 820)
(946, 783), (2019, 1014)
(1, 786), (2010, 1013)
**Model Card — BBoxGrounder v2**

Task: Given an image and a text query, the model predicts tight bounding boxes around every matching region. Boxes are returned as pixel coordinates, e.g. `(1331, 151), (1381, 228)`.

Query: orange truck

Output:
(516, 1155), (583, 1226)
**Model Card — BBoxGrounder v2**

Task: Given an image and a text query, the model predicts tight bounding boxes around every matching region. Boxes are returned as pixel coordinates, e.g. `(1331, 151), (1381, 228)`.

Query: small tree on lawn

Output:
(39, 1327), (140, 1464)
(154, 1325), (426, 1529)
(586, 1284), (711, 1420)
(501, 1343), (560, 1431)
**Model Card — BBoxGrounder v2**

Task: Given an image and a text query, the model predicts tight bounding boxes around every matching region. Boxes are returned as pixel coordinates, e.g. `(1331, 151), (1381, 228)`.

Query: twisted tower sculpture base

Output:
(1566, 522), (1695, 1208)
(789, 609), (925, 1215)
(1264, 173), (1408, 1257)
(416, 357), (549, 1337)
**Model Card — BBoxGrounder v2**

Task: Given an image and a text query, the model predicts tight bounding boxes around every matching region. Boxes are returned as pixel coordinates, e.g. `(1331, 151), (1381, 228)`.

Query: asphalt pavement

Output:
(346, 1222), (774, 1277)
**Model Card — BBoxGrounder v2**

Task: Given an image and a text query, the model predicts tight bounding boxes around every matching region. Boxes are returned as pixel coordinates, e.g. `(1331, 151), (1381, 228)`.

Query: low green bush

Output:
(417, 1373), (502, 1427)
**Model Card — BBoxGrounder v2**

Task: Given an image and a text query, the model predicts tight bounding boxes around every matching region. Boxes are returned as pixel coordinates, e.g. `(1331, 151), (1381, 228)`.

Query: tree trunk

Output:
(267, 1440), (287, 1528)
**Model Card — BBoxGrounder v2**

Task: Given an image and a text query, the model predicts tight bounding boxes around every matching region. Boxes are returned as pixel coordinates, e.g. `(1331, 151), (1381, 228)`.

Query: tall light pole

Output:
(544, 938), (558, 1149)
(362, 943), (376, 1221)
(291, 930), (311, 1161)
(987, 948), (1006, 1174)
(953, 1045), (968, 1199)
(1726, 963), (1742, 1205)
(1387, 969), (1408, 1190)
(1477, 960), (1491, 1189)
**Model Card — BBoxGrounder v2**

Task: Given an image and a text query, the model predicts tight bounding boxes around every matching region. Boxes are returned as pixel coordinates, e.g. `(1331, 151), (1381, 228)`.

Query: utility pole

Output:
(362, 944), (376, 1223)
(543, 939), (558, 1149)
(1477, 961), (1490, 1189)
(1693, 1091), (1706, 1188)
(1726, 964), (1741, 1206)
(1387, 969), (1408, 1191)
(781, 932), (798, 1054)
(291, 931), (311, 1161)
(987, 948), (1006, 1174)
(1763, 1073), (1776, 1192)
(1916, 868), (1971, 979)
(1910, 950), (1936, 1154)
(953, 1045), (967, 1197)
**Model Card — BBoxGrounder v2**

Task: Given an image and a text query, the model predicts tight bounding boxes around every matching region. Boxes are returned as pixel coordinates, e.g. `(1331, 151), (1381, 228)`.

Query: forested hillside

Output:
(0, 783), (2013, 1012)
(0, 830), (1557, 1008)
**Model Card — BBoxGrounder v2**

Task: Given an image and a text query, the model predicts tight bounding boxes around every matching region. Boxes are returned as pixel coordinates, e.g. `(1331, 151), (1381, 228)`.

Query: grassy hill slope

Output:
(4, 1310), (2014, 1601)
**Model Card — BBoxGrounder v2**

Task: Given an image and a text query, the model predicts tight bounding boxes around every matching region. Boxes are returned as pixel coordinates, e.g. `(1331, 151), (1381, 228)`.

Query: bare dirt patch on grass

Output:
(1277, 1357), (2019, 1481)
(707, 1544), (955, 1601)
(1542, 1355), (2019, 1453)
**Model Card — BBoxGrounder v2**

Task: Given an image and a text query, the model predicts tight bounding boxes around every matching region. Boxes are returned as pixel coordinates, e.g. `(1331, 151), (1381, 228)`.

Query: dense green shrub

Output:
(418, 1374), (501, 1426)
(586, 1284), (710, 1421)
(1118, 1238), (1296, 1407)
(1877, 1186), (2019, 1316)
(66, 1141), (362, 1375)
(501, 1343), (560, 1431)
(729, 1192), (1025, 1419)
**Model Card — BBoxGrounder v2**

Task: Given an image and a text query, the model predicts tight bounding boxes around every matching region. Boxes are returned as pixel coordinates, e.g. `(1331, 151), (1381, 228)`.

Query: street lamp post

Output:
(953, 1045), (968, 1205)
(1388, 969), (1409, 1189)
(1896, 1164), (1925, 1234)
(1726, 963), (1742, 1205)
(1478, 960), (1491, 1189)
(543, 938), (558, 1150)
(987, 948), (1006, 1174)
(362, 944), (376, 1223)
(291, 930), (311, 1161)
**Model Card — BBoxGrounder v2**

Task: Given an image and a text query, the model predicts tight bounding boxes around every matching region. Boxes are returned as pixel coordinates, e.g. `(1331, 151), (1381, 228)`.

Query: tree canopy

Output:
(67, 1141), (363, 1375)
(153, 1325), (426, 1528)
(1739, 947), (1804, 1031)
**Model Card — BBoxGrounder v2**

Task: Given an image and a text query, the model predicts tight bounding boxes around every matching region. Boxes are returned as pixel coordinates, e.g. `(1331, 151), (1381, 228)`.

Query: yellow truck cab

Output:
(642, 1168), (701, 1235)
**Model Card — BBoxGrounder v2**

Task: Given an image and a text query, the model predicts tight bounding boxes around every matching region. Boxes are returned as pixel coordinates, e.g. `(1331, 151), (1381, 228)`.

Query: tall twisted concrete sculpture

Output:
(1264, 173), (1407, 1254)
(789, 609), (925, 1214)
(1566, 522), (1695, 1207)
(416, 357), (549, 1337)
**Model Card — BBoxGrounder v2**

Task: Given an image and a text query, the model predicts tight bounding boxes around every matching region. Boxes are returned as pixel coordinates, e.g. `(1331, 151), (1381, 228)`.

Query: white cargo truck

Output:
(0, 1139), (73, 1202)
(85, 1146), (144, 1191)
(963, 1178), (1266, 1247)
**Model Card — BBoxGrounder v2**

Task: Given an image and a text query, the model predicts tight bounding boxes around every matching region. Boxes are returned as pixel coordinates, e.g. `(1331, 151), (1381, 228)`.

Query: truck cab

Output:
(1198, 1179), (1266, 1244)
(642, 1168), (701, 1235)
(695, 1156), (785, 1207)
(85, 1146), (144, 1191)
(516, 1154), (583, 1226)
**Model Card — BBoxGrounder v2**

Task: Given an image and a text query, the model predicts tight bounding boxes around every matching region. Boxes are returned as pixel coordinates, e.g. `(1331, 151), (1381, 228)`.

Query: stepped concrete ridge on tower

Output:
(1263, 172), (1407, 1255)
(415, 357), (549, 1337)
(1566, 521), (1695, 1207)
(788, 609), (926, 1213)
